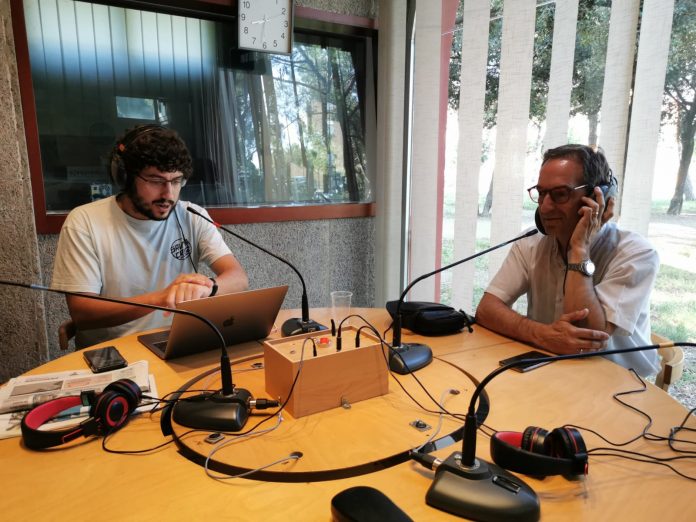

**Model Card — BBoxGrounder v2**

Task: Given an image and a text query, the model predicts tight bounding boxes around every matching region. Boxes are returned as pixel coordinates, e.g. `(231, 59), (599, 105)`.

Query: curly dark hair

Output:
(112, 125), (193, 188)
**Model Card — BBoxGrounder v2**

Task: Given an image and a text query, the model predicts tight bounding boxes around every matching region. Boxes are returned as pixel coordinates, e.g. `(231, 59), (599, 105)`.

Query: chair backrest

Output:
(652, 333), (685, 392)
(58, 319), (77, 351)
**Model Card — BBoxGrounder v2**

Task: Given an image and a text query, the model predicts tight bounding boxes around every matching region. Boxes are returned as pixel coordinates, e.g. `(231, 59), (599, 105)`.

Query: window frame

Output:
(10, 0), (377, 234)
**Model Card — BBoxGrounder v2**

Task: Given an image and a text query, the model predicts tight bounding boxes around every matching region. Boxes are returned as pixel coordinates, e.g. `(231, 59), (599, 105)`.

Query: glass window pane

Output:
(23, 0), (374, 212)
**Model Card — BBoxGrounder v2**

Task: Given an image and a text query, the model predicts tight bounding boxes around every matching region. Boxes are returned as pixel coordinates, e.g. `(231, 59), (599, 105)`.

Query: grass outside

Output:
(650, 199), (696, 214)
(650, 246), (696, 408)
(651, 264), (696, 345)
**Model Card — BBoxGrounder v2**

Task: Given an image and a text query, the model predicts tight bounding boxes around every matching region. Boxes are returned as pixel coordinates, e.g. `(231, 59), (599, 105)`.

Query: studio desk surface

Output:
(1, 308), (694, 521)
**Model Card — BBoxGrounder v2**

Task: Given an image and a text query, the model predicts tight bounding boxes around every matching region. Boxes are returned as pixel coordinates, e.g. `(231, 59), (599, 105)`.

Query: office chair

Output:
(58, 318), (77, 351)
(652, 333), (685, 393)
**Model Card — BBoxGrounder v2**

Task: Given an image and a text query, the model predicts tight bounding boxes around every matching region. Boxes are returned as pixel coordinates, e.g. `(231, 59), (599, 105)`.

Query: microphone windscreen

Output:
(331, 486), (413, 522)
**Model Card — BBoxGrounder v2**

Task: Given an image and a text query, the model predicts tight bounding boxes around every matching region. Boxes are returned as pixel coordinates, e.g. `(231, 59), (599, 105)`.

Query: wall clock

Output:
(238, 0), (294, 54)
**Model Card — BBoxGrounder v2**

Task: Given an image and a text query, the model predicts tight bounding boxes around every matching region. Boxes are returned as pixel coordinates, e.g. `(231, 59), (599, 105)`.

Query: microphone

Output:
(0, 280), (263, 432)
(413, 341), (693, 521)
(186, 206), (326, 337)
(390, 229), (539, 375)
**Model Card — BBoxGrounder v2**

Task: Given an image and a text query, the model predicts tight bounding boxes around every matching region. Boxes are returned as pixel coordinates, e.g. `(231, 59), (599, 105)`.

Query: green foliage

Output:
(449, 1), (612, 134)
(446, 1), (695, 214)
(663, 0), (696, 212)
(663, 0), (696, 128)
(570, 2), (611, 121)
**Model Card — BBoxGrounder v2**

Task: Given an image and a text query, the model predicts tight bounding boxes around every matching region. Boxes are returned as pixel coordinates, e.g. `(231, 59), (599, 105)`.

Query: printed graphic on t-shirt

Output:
(170, 238), (192, 260)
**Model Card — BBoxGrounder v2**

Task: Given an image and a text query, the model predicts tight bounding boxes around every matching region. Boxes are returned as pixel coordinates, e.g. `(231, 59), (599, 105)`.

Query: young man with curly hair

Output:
(52, 125), (248, 347)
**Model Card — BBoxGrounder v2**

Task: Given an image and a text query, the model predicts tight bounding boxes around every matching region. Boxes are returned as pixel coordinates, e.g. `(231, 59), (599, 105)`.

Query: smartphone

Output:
(499, 350), (551, 372)
(83, 346), (128, 373)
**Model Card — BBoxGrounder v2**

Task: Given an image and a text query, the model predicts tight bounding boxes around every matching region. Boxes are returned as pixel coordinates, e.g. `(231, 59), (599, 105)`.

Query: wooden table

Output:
(1, 308), (693, 521)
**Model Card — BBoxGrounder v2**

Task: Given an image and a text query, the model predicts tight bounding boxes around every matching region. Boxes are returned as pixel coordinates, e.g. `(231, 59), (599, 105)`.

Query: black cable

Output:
(587, 448), (696, 481)
(545, 368), (696, 481)
(101, 427), (185, 454)
(337, 313), (472, 423)
(173, 203), (198, 274)
(209, 337), (312, 439)
(668, 406), (696, 453)
(102, 364), (276, 454)
(567, 369), (696, 451)
(382, 320), (393, 339)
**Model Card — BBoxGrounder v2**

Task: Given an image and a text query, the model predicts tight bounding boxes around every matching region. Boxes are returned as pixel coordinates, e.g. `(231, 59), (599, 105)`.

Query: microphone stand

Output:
(1, 280), (254, 432)
(390, 229), (538, 374)
(412, 342), (693, 521)
(186, 207), (326, 337)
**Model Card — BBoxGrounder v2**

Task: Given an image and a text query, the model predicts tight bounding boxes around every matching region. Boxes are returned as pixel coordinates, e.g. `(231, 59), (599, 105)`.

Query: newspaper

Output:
(0, 360), (150, 414)
(0, 373), (158, 440)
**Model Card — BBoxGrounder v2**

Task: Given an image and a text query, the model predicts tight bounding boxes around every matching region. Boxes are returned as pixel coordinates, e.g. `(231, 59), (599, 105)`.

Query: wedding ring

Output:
(592, 212), (598, 218)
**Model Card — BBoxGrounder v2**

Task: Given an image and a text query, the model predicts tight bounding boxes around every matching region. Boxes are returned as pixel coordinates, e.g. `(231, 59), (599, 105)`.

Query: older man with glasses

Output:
(51, 125), (248, 348)
(475, 144), (660, 376)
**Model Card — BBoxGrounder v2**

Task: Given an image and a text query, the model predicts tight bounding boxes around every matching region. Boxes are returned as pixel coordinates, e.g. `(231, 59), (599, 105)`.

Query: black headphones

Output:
(110, 125), (166, 189)
(21, 379), (142, 450)
(490, 426), (588, 476)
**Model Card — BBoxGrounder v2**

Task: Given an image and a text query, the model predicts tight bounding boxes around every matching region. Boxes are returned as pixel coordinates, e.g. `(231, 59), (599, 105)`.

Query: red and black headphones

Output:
(490, 425), (588, 476)
(21, 379), (142, 450)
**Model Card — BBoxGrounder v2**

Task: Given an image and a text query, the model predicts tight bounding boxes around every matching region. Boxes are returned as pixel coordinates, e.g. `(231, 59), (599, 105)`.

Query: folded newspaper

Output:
(0, 360), (150, 414)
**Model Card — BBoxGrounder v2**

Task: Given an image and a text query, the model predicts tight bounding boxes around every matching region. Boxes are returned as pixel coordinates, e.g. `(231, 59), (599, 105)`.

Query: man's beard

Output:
(125, 185), (176, 221)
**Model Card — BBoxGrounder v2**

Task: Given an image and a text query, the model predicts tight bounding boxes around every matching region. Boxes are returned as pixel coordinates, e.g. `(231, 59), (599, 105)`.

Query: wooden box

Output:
(263, 327), (389, 418)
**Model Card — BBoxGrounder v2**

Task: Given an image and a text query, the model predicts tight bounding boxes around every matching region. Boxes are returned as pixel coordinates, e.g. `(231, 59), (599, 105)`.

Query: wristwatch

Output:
(209, 277), (218, 297)
(567, 259), (595, 277)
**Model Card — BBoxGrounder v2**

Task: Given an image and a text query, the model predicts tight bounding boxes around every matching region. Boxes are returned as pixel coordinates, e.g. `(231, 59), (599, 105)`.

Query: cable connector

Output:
(249, 398), (280, 410)
(409, 450), (442, 471)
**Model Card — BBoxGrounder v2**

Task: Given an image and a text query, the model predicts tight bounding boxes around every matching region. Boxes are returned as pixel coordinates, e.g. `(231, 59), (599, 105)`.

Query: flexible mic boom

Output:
(412, 341), (694, 521)
(186, 206), (326, 337)
(0, 279), (257, 432)
(390, 229), (539, 375)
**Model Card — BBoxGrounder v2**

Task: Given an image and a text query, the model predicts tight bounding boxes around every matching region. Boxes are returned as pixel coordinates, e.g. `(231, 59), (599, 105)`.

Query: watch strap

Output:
(209, 277), (218, 297)
(567, 260), (592, 277)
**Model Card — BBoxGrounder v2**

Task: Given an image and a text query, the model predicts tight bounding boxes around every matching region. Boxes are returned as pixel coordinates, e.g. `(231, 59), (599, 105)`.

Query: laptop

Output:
(138, 285), (288, 360)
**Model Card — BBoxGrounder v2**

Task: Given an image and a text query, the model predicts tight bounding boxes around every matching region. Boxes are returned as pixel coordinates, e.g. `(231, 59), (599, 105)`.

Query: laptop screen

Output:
(138, 285), (288, 359)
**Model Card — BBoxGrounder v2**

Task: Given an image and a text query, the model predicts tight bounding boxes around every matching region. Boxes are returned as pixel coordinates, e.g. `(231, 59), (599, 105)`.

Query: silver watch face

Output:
(583, 260), (595, 276)
(568, 259), (595, 276)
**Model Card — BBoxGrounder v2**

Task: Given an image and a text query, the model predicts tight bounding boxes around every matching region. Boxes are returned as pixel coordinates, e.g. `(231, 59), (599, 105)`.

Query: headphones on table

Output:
(490, 425), (588, 476)
(110, 124), (166, 189)
(21, 379), (142, 450)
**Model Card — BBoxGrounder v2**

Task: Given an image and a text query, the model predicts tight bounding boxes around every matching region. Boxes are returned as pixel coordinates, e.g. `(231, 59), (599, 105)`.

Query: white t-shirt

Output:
(51, 196), (233, 347)
(485, 223), (660, 376)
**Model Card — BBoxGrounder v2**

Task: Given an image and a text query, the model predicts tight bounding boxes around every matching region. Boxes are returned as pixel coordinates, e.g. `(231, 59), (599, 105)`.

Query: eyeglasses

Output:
(136, 174), (187, 189)
(527, 183), (588, 204)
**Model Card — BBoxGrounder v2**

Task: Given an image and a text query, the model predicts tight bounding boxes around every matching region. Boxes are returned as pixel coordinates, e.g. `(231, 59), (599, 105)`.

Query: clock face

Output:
(238, 0), (294, 54)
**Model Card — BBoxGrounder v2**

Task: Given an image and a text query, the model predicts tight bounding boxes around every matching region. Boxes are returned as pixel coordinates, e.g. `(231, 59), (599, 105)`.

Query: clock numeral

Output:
(238, 1), (291, 53)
